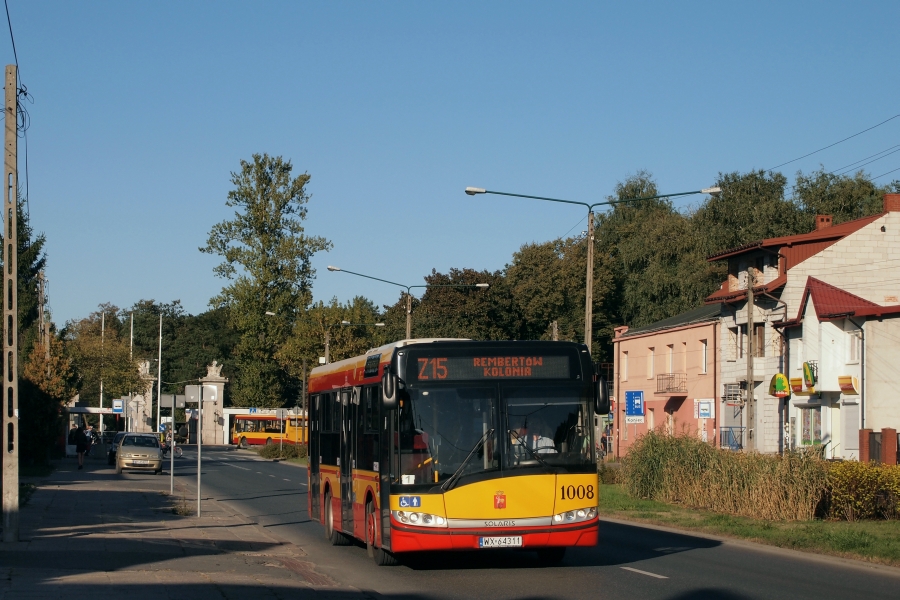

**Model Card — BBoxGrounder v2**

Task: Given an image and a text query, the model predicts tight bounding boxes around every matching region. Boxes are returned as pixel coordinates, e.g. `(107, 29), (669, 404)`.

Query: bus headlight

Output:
(552, 507), (597, 524)
(392, 510), (447, 528)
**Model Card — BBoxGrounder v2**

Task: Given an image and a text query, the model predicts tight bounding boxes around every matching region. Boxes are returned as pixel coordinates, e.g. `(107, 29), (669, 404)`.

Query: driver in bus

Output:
(523, 417), (557, 455)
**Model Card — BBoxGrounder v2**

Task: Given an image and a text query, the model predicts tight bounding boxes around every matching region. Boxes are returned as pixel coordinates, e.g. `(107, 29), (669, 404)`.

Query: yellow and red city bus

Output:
(307, 339), (609, 565)
(232, 414), (307, 447)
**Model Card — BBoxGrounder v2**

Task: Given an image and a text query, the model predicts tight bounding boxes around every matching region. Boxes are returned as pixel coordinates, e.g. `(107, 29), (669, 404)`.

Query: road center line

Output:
(222, 463), (251, 471)
(283, 479), (290, 482)
(621, 567), (668, 579)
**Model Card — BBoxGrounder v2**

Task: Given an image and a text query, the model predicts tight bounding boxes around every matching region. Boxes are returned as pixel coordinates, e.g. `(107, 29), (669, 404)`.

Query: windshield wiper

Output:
(441, 428), (495, 491)
(508, 429), (548, 467)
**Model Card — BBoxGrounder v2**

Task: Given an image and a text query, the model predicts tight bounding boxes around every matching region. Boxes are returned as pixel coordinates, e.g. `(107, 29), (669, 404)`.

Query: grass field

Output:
(601, 483), (900, 567)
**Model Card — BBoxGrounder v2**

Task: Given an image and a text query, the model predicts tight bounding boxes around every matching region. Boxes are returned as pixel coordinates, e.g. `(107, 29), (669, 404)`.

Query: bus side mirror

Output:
(382, 372), (398, 410)
(595, 375), (610, 415)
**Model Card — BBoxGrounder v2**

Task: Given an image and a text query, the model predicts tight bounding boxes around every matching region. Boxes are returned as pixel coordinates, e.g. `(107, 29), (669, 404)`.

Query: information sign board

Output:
(625, 390), (645, 424)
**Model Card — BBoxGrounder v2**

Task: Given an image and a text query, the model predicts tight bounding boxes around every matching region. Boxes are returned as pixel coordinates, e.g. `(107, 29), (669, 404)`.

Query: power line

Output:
(871, 165), (900, 182)
(4, 0), (17, 67)
(766, 114), (900, 173)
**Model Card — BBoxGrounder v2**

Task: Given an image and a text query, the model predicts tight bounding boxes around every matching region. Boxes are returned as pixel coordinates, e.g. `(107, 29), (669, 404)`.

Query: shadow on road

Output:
(395, 520), (721, 571)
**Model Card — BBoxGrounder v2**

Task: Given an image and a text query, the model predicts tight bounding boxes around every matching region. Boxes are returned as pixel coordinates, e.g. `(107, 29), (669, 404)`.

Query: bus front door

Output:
(340, 389), (353, 535)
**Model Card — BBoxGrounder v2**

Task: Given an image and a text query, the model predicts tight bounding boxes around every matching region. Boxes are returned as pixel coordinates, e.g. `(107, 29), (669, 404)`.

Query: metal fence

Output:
(720, 426), (744, 450)
(656, 372), (687, 394)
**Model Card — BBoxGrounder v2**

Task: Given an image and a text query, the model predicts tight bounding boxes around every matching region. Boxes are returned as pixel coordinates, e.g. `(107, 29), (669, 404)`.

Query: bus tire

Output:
(239, 437), (248, 449)
(324, 489), (351, 546)
(265, 438), (273, 445)
(536, 547), (566, 565)
(367, 499), (399, 566)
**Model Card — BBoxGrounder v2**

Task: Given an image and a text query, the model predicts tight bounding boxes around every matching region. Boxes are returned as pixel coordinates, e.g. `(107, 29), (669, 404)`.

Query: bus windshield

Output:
(504, 385), (594, 468)
(395, 386), (498, 486)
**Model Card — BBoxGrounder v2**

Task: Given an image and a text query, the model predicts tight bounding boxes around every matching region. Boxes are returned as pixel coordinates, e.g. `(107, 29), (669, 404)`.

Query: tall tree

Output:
(506, 238), (588, 343)
(62, 305), (143, 405)
(794, 168), (890, 226)
(277, 296), (386, 380)
(381, 268), (520, 342)
(201, 154), (331, 407)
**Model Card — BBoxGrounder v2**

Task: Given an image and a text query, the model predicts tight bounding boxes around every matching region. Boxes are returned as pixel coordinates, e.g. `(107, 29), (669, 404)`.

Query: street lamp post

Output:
(327, 266), (489, 340)
(464, 186), (721, 353)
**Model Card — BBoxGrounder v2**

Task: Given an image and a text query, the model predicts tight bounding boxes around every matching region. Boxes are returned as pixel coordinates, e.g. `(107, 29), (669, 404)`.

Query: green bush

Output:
(257, 443), (308, 460)
(826, 461), (900, 521)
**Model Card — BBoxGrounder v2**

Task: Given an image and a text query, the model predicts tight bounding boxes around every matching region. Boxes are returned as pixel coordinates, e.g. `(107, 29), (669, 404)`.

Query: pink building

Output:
(612, 304), (723, 457)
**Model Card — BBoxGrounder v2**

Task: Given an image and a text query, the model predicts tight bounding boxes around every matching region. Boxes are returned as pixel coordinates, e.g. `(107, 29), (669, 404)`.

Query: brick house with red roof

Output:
(704, 194), (900, 458)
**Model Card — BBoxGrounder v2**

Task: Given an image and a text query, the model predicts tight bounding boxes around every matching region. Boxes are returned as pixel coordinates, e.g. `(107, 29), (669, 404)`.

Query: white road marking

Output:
(283, 479), (291, 482)
(269, 475), (276, 478)
(223, 463), (251, 471)
(621, 567), (668, 579)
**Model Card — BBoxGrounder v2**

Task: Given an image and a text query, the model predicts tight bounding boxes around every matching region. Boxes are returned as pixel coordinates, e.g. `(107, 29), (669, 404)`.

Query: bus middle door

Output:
(340, 388), (353, 535)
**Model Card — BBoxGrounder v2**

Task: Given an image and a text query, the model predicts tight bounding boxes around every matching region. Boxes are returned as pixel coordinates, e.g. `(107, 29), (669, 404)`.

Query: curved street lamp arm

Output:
(332, 268), (410, 293)
(481, 189), (590, 210)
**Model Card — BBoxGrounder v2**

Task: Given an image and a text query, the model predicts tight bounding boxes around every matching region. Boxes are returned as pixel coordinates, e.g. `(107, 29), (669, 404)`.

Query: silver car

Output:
(116, 433), (163, 475)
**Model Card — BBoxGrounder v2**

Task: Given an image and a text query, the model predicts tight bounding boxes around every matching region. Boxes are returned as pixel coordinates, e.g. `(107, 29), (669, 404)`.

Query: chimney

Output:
(885, 194), (900, 213)
(816, 215), (833, 230)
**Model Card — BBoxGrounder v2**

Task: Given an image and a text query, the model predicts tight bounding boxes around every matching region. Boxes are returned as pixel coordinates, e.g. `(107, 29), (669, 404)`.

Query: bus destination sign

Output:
(413, 355), (570, 381)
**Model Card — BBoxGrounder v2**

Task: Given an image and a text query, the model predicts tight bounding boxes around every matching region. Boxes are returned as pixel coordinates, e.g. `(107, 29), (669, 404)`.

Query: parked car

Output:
(107, 432), (128, 465)
(115, 433), (163, 475)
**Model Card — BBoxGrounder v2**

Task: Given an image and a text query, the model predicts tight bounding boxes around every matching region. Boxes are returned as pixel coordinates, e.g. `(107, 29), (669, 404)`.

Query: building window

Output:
(682, 342), (687, 372)
(800, 407), (822, 445)
(700, 339), (708, 374)
(622, 351), (628, 381)
(754, 324), (765, 358)
(738, 325), (746, 359)
(667, 344), (674, 373)
(848, 332), (861, 363)
(647, 347), (655, 379)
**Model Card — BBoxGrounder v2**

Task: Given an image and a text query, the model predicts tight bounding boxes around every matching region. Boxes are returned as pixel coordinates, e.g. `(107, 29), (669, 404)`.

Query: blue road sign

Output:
(625, 391), (645, 424)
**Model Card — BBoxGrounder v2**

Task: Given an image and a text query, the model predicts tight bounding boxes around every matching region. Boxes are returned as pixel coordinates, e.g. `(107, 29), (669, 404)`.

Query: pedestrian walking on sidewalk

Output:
(75, 424), (88, 470)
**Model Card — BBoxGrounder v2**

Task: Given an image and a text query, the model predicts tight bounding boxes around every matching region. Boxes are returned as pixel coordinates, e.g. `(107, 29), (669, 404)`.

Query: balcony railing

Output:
(720, 426), (745, 451)
(656, 372), (687, 394)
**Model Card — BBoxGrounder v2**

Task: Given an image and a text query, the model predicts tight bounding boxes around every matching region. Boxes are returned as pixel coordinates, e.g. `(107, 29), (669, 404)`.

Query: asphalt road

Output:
(171, 447), (900, 600)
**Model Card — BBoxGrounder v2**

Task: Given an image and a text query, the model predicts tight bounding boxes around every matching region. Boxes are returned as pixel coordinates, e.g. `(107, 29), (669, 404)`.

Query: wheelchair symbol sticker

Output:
(398, 496), (421, 508)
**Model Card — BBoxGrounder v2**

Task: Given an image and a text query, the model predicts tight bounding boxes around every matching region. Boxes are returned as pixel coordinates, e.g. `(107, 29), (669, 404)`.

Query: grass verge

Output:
(601, 483), (900, 567)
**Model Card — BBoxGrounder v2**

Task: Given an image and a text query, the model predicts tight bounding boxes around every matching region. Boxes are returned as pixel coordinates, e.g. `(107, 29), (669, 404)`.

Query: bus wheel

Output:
(324, 489), (351, 546)
(536, 547), (566, 565)
(265, 438), (273, 445)
(367, 500), (398, 566)
(239, 437), (248, 449)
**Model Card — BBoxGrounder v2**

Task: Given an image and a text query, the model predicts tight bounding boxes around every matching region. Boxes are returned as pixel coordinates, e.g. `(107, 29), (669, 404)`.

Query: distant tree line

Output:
(13, 154), (898, 469)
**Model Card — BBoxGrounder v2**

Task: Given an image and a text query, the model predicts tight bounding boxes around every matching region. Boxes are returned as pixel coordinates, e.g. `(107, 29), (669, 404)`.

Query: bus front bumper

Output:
(388, 518), (598, 552)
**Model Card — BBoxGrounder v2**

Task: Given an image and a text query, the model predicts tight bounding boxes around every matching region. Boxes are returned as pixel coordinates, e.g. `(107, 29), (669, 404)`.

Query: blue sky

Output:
(6, 1), (900, 325)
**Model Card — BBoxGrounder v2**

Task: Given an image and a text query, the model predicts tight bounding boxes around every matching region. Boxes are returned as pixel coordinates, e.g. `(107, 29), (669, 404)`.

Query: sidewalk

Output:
(0, 454), (370, 600)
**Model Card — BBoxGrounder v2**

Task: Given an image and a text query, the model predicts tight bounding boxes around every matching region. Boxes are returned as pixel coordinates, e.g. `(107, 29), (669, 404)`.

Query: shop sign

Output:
(769, 373), (790, 398)
(838, 375), (860, 395)
(802, 362), (817, 388)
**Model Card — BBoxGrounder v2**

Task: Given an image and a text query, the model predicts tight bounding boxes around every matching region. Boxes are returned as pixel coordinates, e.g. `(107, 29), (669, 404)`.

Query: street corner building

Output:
(612, 194), (900, 463)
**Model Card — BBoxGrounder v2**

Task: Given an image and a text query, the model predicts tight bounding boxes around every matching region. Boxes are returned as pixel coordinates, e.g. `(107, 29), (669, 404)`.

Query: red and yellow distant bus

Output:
(307, 339), (608, 566)
(232, 414), (307, 447)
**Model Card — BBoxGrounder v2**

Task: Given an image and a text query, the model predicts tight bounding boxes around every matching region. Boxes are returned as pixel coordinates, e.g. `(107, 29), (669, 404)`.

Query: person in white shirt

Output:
(524, 417), (557, 455)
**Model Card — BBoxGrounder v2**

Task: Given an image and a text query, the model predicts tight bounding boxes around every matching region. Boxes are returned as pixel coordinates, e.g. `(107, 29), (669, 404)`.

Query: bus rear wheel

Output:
(239, 437), (248, 449)
(324, 489), (351, 546)
(366, 499), (398, 566)
(265, 437), (273, 445)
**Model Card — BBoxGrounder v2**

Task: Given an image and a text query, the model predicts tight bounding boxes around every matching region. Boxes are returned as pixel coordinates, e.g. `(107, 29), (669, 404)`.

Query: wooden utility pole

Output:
(551, 320), (559, 341)
(746, 269), (755, 451)
(2, 64), (19, 542)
